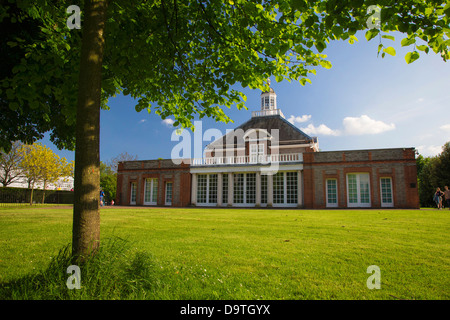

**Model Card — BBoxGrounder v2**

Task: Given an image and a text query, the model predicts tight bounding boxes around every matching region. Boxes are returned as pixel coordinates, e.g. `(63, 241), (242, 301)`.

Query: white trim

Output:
(130, 182), (137, 205)
(143, 178), (158, 205)
(326, 178), (338, 208)
(190, 163), (303, 174)
(165, 181), (173, 205)
(270, 144), (315, 149)
(380, 177), (394, 207)
(196, 173), (218, 206)
(346, 173), (371, 208)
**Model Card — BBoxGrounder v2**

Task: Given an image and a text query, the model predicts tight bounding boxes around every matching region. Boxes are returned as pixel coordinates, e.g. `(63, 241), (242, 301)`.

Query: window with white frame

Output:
(326, 179), (338, 207)
(250, 143), (264, 163)
(197, 174), (217, 205)
(130, 182), (137, 205)
(261, 174), (268, 204)
(347, 173), (371, 207)
(286, 172), (298, 204)
(246, 173), (256, 204)
(264, 96), (270, 109)
(380, 177), (393, 207)
(233, 173), (244, 204)
(144, 178), (158, 205)
(273, 172), (298, 206)
(273, 172), (285, 204)
(222, 174), (228, 205)
(197, 174), (207, 204)
(165, 182), (173, 205)
(232, 173), (256, 205)
(208, 174), (218, 204)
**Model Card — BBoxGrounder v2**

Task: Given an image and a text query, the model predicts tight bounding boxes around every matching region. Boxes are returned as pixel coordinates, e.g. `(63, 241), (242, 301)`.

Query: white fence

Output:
(192, 153), (302, 166)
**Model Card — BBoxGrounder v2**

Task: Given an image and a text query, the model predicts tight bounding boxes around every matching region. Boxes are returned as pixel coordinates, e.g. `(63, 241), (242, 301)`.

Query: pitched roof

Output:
(206, 114), (316, 149)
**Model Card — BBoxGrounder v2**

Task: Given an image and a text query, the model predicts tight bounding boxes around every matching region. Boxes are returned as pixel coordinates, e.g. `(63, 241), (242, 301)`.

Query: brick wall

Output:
(116, 159), (191, 207)
(303, 148), (419, 209)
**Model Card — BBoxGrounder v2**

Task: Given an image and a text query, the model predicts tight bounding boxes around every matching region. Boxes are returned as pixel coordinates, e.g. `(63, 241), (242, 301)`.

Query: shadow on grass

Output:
(0, 237), (159, 300)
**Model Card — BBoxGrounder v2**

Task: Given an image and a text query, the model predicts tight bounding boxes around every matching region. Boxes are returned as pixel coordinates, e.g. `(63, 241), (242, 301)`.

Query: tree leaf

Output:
(405, 51), (420, 64)
(365, 29), (379, 41)
(382, 35), (395, 41)
(401, 37), (416, 47)
(383, 46), (396, 56)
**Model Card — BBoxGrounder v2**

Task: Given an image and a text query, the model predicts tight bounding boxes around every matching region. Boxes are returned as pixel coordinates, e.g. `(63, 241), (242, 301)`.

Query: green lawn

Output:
(0, 206), (449, 299)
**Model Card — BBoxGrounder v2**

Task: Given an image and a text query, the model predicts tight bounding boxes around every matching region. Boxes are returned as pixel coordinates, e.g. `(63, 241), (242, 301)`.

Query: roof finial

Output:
(267, 78), (271, 86)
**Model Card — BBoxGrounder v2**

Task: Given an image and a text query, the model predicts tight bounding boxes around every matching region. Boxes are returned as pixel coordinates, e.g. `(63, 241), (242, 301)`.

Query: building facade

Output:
(116, 87), (419, 209)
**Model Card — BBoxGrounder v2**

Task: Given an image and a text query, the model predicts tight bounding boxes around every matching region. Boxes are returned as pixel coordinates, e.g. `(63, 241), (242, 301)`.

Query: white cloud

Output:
(162, 118), (175, 127)
(288, 114), (312, 124)
(342, 115), (395, 135)
(300, 123), (341, 136)
(138, 119), (147, 124)
(416, 145), (443, 157)
(440, 124), (450, 132)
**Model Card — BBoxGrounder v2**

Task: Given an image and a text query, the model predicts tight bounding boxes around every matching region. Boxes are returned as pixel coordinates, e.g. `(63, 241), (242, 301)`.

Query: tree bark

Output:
(72, 0), (108, 260)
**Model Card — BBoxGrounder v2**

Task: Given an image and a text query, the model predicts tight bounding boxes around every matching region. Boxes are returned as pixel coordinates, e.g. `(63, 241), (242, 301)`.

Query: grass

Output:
(0, 206), (449, 299)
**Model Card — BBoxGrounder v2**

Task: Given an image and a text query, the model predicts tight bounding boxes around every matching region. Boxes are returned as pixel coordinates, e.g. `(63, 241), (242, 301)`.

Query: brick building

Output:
(116, 86), (419, 209)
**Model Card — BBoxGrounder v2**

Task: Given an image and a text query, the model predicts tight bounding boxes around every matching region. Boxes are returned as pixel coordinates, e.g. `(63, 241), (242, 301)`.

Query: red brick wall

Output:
(303, 148), (419, 209)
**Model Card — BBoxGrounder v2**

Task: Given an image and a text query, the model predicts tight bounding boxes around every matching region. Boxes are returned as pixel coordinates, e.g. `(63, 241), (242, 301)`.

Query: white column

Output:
(191, 173), (197, 206)
(297, 170), (303, 207)
(267, 173), (273, 207)
(228, 172), (233, 207)
(256, 172), (261, 207)
(217, 173), (223, 206)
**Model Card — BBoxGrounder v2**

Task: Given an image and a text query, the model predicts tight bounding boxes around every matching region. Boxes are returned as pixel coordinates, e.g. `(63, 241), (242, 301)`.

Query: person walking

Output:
(100, 189), (105, 206)
(444, 186), (450, 210)
(433, 187), (444, 209)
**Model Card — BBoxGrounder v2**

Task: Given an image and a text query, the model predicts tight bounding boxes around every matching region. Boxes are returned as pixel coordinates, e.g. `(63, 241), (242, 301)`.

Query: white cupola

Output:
(260, 78), (277, 111)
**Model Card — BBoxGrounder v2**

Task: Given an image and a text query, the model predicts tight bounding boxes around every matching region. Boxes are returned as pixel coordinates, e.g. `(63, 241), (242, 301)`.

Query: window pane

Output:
(327, 179), (337, 204)
(381, 178), (392, 204)
(209, 174), (218, 204)
(152, 179), (158, 203)
(234, 174), (244, 204)
(273, 172), (284, 204)
(197, 174), (207, 203)
(261, 174), (267, 204)
(144, 179), (151, 203)
(222, 174), (228, 204)
(166, 182), (172, 204)
(130, 182), (136, 203)
(359, 174), (370, 203)
(246, 173), (256, 204)
(348, 174), (358, 203)
(286, 172), (298, 204)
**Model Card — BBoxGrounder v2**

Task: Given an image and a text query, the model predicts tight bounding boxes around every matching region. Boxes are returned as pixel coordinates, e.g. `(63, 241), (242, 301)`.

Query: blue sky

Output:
(41, 30), (450, 163)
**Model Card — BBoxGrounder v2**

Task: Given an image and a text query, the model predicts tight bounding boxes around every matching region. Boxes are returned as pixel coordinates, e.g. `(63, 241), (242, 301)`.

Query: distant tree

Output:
(0, 141), (24, 187)
(107, 152), (138, 172)
(100, 161), (116, 204)
(435, 142), (450, 186)
(19, 143), (74, 204)
(417, 141), (450, 207)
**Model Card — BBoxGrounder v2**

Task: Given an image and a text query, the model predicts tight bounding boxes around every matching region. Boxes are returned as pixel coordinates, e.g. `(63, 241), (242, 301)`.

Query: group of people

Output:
(100, 189), (114, 206)
(434, 186), (450, 209)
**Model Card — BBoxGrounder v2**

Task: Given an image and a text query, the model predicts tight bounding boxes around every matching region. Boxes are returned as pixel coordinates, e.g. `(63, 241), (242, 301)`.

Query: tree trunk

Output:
(29, 181), (34, 206)
(42, 180), (46, 204)
(72, 0), (109, 261)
